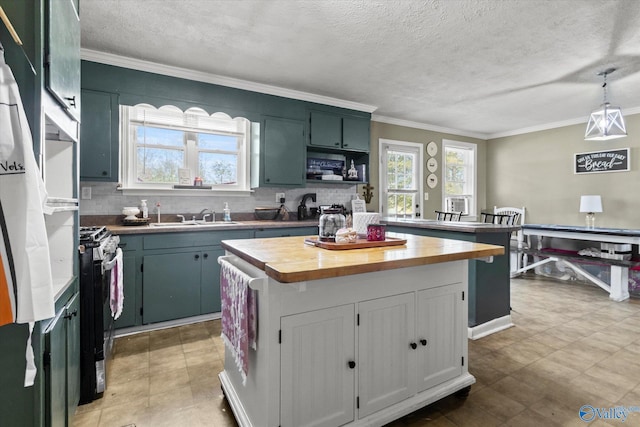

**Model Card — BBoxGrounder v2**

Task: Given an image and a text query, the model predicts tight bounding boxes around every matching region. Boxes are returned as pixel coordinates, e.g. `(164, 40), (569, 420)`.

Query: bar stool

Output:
(480, 212), (515, 224)
(435, 210), (462, 221)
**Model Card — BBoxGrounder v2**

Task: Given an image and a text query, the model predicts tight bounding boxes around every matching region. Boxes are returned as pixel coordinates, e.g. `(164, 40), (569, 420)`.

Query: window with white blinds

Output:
(120, 104), (252, 191)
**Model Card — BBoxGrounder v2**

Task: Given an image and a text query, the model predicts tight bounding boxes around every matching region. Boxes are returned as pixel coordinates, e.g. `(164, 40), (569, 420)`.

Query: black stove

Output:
(78, 225), (120, 404)
(79, 226), (111, 245)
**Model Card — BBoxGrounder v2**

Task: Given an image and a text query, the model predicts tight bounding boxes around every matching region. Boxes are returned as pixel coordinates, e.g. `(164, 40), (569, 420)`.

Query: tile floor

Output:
(73, 276), (640, 427)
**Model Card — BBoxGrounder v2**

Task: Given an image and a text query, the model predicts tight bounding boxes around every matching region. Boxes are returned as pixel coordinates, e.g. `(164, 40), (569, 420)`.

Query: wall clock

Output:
(427, 157), (438, 173)
(427, 173), (438, 189)
(426, 141), (438, 157)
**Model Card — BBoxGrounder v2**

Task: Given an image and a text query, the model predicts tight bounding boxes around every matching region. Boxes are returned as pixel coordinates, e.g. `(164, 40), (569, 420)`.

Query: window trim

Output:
(441, 139), (477, 219)
(119, 104), (253, 194)
(378, 138), (424, 218)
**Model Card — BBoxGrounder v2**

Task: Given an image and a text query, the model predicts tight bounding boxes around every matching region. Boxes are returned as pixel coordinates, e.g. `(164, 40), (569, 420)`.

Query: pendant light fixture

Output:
(584, 68), (627, 140)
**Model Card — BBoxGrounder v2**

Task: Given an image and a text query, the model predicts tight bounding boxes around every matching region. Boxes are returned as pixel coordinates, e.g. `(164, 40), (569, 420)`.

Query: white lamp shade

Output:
(580, 195), (603, 213)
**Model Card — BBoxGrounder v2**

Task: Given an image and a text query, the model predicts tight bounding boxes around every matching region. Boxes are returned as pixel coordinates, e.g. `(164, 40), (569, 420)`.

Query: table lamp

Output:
(579, 195), (602, 228)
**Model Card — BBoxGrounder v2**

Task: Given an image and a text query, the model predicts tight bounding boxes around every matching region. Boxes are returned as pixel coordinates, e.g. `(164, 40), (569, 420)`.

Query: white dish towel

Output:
(110, 248), (124, 319)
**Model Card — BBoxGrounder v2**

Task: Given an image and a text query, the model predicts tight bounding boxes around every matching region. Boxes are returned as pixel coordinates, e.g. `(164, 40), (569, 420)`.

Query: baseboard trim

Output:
(114, 312), (221, 338)
(467, 315), (513, 340)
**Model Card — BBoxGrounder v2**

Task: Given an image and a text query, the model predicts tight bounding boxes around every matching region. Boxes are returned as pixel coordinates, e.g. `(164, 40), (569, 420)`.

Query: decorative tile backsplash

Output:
(79, 181), (360, 216)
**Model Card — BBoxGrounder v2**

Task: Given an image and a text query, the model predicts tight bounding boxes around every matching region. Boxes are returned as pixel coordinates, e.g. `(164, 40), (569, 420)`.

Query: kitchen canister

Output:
(367, 224), (386, 241)
(319, 208), (346, 241)
(353, 212), (380, 237)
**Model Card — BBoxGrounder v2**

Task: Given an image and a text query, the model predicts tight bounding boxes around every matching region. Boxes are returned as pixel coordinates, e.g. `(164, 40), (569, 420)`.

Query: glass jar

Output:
(319, 208), (346, 242)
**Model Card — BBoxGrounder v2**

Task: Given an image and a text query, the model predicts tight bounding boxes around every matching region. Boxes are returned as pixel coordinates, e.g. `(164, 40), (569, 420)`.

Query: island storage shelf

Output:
(218, 234), (503, 427)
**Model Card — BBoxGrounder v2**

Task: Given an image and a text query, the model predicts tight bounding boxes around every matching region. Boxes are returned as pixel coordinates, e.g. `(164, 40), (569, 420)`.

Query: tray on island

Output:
(304, 236), (407, 250)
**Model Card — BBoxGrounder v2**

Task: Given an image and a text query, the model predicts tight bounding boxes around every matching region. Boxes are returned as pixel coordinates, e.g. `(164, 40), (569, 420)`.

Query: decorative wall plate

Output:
(426, 141), (438, 157)
(427, 157), (438, 173)
(427, 173), (438, 188)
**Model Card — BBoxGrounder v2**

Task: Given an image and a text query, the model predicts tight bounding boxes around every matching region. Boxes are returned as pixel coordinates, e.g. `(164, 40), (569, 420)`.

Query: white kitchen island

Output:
(218, 233), (503, 427)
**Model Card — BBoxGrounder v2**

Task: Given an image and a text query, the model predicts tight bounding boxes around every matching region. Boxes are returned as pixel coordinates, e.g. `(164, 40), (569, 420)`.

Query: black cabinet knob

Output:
(266, 178), (270, 182)
(334, 142), (340, 146)
(203, 253), (208, 259)
(420, 339), (427, 346)
(348, 361), (356, 369)
(194, 254), (200, 260)
(101, 171), (107, 176)
(343, 143), (349, 147)
(410, 342), (417, 350)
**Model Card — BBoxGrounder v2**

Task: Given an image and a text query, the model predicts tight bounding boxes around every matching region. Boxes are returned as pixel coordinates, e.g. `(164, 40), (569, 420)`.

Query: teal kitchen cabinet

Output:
(45, 0), (81, 120)
(309, 110), (370, 152)
(253, 226), (317, 238)
(113, 235), (142, 329)
(143, 251), (204, 324)
(127, 230), (252, 326)
(201, 247), (224, 315)
(252, 116), (306, 187)
(80, 90), (119, 181)
(44, 290), (80, 427)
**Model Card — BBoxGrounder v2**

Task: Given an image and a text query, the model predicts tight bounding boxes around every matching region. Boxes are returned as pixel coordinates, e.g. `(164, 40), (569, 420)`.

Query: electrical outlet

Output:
(276, 192), (285, 203)
(81, 186), (92, 200)
(424, 192), (429, 201)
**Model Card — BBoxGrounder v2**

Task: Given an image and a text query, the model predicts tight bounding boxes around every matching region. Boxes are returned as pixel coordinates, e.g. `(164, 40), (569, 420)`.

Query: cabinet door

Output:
(80, 90), (118, 181)
(263, 117), (305, 186)
(200, 247), (224, 314)
(416, 284), (463, 392)
(46, 0), (81, 120)
(45, 310), (67, 427)
(65, 293), (80, 426)
(358, 293), (415, 418)
(309, 111), (342, 148)
(281, 305), (355, 427)
(143, 252), (201, 324)
(342, 116), (370, 152)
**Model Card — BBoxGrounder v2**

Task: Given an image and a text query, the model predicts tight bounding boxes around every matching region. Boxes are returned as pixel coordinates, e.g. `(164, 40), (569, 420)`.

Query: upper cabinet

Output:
(80, 89), (119, 181)
(309, 110), (370, 152)
(252, 116), (305, 187)
(45, 0), (81, 121)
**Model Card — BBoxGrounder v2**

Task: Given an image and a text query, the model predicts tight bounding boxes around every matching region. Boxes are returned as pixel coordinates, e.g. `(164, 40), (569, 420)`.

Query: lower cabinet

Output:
(279, 283), (463, 427)
(115, 230), (251, 328)
(280, 305), (356, 427)
(44, 291), (80, 427)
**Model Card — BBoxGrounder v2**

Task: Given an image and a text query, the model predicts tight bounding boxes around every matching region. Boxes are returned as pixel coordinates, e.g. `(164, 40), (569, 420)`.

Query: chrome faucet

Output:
(199, 208), (215, 222)
(176, 214), (186, 223)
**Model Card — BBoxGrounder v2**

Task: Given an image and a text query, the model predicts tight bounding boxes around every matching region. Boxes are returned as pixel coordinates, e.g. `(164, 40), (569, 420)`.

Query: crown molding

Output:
(487, 106), (640, 140)
(371, 115), (488, 140)
(80, 49), (378, 113)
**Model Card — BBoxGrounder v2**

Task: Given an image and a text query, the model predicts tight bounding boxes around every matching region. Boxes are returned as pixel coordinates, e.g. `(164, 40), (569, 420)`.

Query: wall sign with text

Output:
(574, 148), (630, 174)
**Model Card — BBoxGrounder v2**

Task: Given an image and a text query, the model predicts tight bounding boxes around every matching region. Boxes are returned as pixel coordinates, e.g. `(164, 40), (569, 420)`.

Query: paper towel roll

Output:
(353, 212), (380, 236)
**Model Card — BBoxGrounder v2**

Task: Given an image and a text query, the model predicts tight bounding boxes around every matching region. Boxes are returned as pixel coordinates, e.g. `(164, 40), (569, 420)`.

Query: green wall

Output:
(486, 112), (640, 228)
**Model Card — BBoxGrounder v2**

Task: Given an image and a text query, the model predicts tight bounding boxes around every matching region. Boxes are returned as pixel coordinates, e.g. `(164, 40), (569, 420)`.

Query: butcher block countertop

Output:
(221, 232), (504, 283)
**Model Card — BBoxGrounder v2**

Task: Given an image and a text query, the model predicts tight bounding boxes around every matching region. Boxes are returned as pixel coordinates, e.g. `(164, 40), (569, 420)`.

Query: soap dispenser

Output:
(140, 200), (149, 219)
(223, 202), (231, 222)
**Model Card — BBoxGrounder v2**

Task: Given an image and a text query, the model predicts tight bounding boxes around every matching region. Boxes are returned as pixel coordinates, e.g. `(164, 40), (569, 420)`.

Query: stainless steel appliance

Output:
(78, 226), (120, 404)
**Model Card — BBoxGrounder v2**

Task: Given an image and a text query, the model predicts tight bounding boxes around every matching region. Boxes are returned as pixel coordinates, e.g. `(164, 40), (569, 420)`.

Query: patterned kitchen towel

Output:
(220, 258), (258, 385)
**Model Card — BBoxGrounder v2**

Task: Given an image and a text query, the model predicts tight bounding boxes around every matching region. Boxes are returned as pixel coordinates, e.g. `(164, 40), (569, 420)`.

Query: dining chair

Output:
(434, 210), (462, 221)
(494, 206), (527, 272)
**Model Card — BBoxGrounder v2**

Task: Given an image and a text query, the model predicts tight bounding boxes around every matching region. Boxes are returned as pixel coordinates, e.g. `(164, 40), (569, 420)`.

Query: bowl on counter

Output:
(254, 207), (280, 220)
(122, 206), (140, 220)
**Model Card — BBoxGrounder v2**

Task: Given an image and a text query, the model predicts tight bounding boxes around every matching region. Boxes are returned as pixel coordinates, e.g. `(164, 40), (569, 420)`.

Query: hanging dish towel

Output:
(220, 258), (258, 385)
(0, 45), (55, 387)
(109, 248), (123, 320)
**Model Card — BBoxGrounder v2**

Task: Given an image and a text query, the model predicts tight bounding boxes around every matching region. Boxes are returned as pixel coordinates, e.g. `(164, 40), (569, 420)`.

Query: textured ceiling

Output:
(80, 0), (640, 138)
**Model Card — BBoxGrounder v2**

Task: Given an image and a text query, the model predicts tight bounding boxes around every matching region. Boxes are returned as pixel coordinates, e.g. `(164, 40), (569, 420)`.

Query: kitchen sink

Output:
(149, 221), (240, 227)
